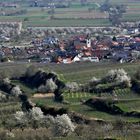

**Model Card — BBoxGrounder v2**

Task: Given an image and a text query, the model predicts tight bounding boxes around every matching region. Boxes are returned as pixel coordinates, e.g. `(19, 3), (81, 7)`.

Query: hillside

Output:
(0, 62), (140, 139)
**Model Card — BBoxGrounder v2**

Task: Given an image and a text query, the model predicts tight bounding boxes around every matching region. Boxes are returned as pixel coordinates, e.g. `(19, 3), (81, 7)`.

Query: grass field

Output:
(0, 61), (140, 83)
(44, 62), (140, 83)
(25, 19), (110, 27)
(117, 100), (140, 112)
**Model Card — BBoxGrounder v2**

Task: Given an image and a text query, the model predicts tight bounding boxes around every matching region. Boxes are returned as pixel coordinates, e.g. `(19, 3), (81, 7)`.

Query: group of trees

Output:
(101, 69), (131, 87)
(38, 78), (58, 93)
(13, 107), (75, 136)
(62, 68), (140, 98)
(86, 69), (131, 94)
(108, 5), (126, 26)
(132, 69), (140, 93)
(21, 66), (65, 102)
(0, 76), (35, 112)
(0, 67), (76, 137)
(5, 9), (27, 16)
(64, 69), (131, 95)
(100, 0), (126, 26)
(80, 0), (87, 6)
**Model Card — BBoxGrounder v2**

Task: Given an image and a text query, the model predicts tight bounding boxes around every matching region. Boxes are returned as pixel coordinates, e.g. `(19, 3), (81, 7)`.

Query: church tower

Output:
(86, 34), (91, 48)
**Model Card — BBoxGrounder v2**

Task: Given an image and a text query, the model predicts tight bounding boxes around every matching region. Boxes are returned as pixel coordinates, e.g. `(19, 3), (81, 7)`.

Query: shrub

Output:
(102, 69), (131, 87)
(43, 115), (55, 127)
(25, 65), (38, 78)
(1, 57), (9, 62)
(0, 92), (6, 101)
(65, 82), (79, 92)
(89, 77), (101, 86)
(14, 109), (76, 136)
(0, 72), (9, 80)
(0, 131), (8, 140)
(3, 78), (11, 84)
(38, 79), (57, 93)
(11, 85), (22, 97)
(14, 111), (28, 125)
(52, 114), (75, 136)
(24, 17), (29, 21)
(15, 107), (46, 123)
(14, 107), (44, 129)
(131, 79), (140, 93)
(6, 132), (15, 138)
(134, 69), (140, 80)
(131, 69), (140, 93)
(28, 107), (44, 121)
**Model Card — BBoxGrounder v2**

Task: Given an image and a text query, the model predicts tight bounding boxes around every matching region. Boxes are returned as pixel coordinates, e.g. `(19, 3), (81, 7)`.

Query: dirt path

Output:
(32, 93), (54, 98)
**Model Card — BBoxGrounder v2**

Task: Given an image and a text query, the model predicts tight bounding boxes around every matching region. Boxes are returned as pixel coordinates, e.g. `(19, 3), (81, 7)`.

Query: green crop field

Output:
(0, 2), (110, 27)
(116, 100), (140, 112)
(25, 19), (110, 27)
(123, 13), (140, 21)
(0, 62), (140, 83)
(44, 62), (140, 83)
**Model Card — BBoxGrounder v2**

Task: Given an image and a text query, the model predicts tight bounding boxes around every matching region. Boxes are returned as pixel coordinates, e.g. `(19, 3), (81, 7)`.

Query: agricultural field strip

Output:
(117, 101), (140, 112)
(0, 62), (139, 82)
(64, 92), (92, 99)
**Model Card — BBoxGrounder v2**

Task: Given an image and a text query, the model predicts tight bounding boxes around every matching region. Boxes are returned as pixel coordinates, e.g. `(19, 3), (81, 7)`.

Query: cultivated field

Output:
(0, 61), (140, 83)
(0, 0), (140, 27)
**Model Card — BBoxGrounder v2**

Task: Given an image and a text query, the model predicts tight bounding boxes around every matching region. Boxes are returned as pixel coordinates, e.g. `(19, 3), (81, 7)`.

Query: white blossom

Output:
(104, 69), (131, 87)
(29, 107), (44, 121)
(44, 115), (55, 126)
(14, 111), (28, 124)
(11, 85), (22, 96)
(89, 77), (101, 85)
(14, 109), (75, 136)
(52, 114), (75, 136)
(90, 77), (100, 82)
(3, 78), (11, 84)
(0, 92), (6, 101)
(38, 78), (57, 93)
(65, 82), (79, 92)
(15, 107), (44, 122)
(6, 132), (15, 138)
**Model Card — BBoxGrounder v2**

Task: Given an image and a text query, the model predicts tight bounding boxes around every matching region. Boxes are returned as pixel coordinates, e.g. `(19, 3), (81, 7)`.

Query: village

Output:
(0, 0), (140, 64)
(0, 1), (140, 140)
(0, 21), (140, 64)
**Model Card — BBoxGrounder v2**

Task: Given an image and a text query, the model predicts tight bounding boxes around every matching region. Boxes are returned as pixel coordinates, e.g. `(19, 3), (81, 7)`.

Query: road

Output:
(28, 26), (119, 30)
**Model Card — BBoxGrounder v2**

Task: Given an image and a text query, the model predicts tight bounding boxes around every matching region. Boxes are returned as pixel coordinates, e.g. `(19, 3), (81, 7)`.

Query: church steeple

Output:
(86, 34), (91, 48)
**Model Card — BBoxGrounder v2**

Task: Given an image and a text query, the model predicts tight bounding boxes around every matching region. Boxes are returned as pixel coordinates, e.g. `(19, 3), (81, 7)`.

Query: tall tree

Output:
(80, 0), (87, 6)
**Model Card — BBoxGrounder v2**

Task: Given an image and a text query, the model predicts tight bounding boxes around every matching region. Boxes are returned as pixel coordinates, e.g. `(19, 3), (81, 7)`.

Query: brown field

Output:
(33, 93), (54, 98)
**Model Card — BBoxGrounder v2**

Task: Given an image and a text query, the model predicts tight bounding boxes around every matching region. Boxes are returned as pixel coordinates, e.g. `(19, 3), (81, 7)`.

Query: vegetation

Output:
(0, 62), (139, 139)
(100, 0), (126, 26)
(1, 0), (140, 139)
